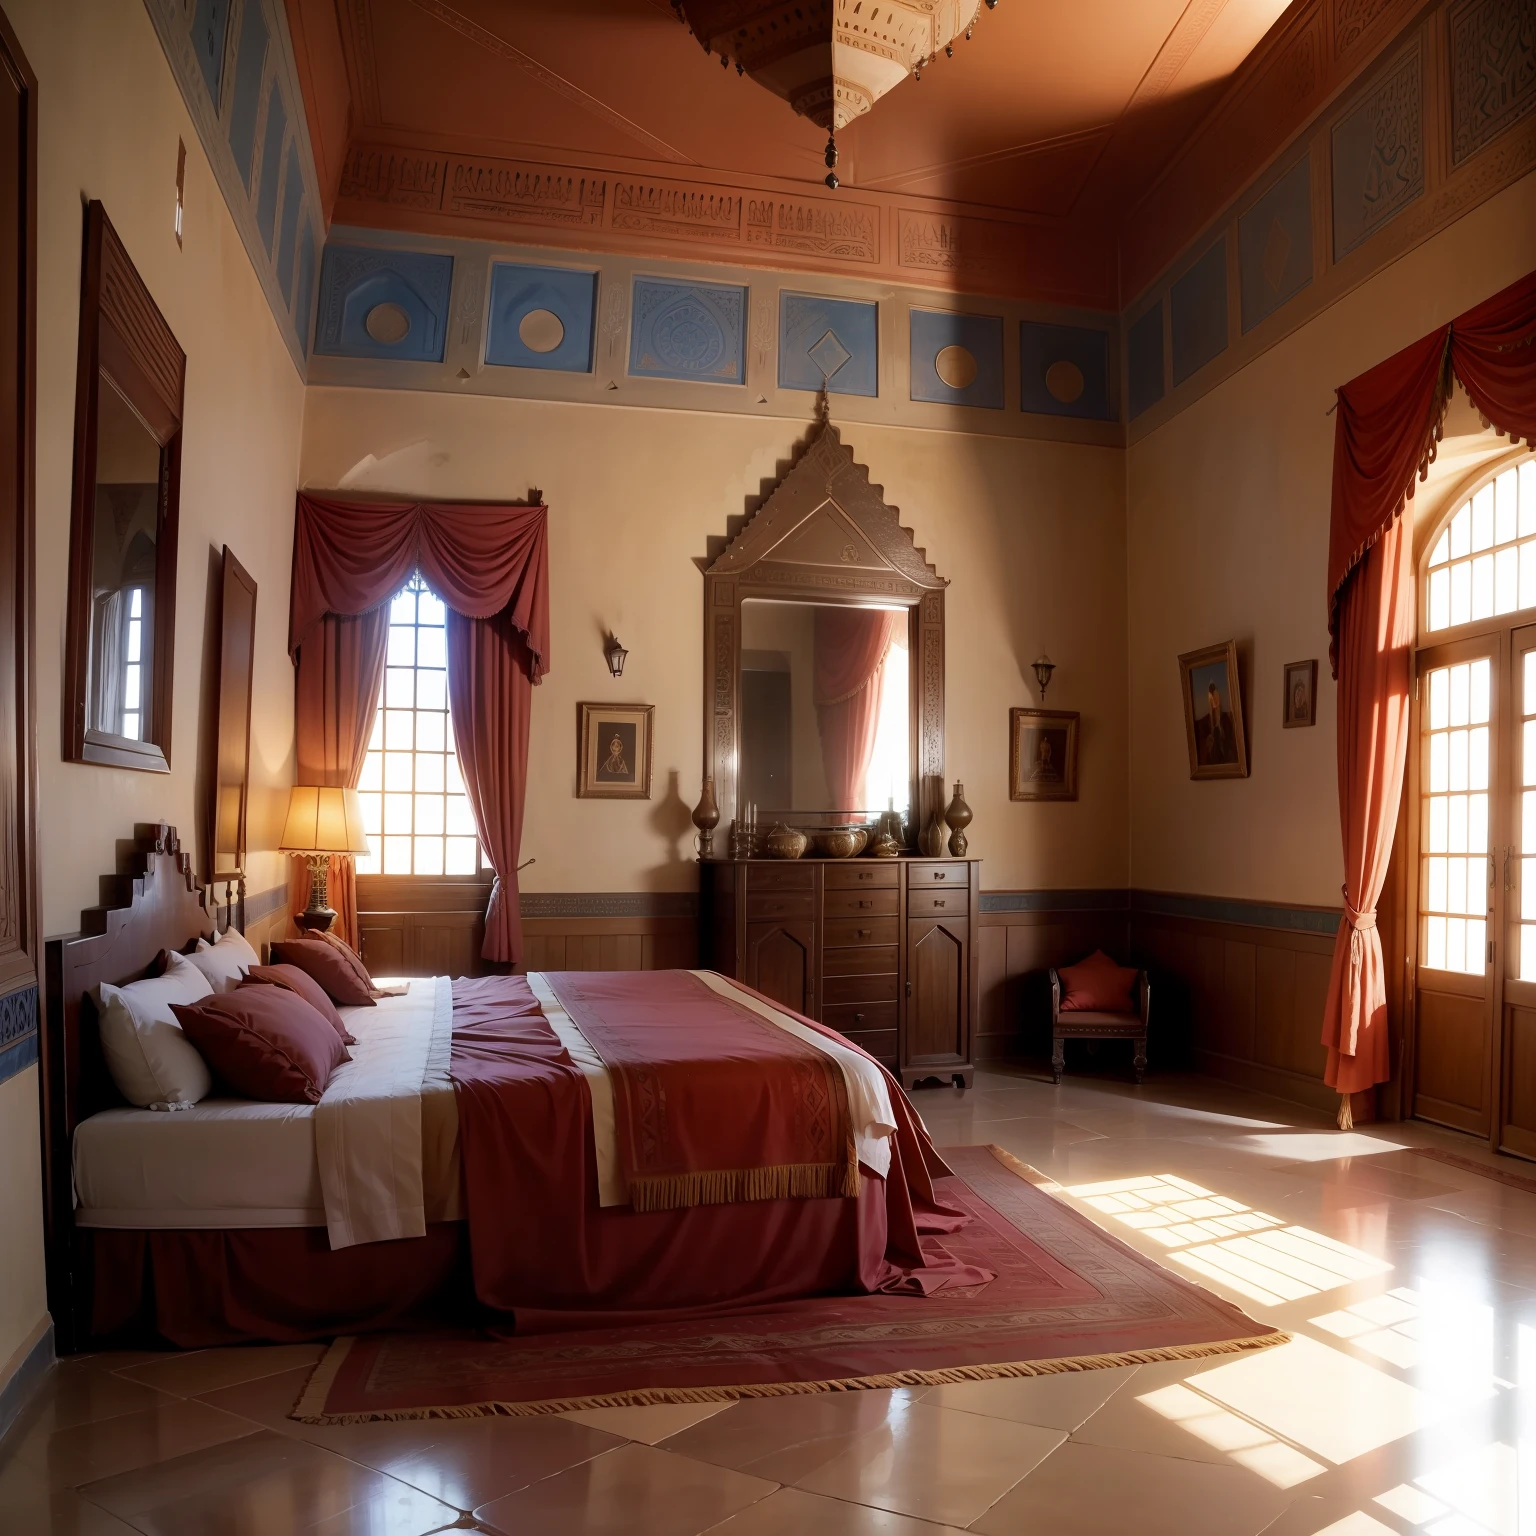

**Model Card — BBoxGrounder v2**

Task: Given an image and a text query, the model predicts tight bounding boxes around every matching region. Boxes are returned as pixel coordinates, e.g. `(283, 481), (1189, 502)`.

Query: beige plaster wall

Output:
(1127, 171), (1536, 907)
(299, 389), (1130, 894)
(4, 0), (306, 1378)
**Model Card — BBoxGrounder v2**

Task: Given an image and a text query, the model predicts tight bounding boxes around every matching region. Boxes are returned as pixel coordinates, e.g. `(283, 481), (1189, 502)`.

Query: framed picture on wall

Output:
(577, 702), (654, 798)
(1283, 659), (1318, 728)
(1009, 708), (1079, 801)
(1178, 641), (1249, 779)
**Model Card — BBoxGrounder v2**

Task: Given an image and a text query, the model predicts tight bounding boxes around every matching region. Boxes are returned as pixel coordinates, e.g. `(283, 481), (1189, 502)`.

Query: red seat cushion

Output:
(242, 963), (356, 1044)
(172, 987), (350, 1104)
(1058, 951), (1139, 1014)
(270, 937), (376, 1007)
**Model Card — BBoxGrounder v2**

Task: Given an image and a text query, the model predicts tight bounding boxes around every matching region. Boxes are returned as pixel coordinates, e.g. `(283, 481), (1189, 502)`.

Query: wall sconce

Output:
(1032, 655), (1055, 701)
(605, 635), (629, 678)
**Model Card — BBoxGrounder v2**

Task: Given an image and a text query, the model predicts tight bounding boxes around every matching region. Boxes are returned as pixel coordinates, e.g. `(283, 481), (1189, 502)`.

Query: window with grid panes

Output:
(355, 577), (484, 876)
(1425, 461), (1536, 631)
(1420, 656), (1491, 974)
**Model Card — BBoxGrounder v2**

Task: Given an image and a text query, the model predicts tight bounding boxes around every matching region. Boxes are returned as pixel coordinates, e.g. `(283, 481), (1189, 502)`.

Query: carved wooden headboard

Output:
(40, 822), (215, 1350)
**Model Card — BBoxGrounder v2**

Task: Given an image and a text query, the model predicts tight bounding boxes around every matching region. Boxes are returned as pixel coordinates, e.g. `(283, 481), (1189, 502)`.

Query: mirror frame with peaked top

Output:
(206, 546), (257, 906)
(64, 201), (184, 773)
(702, 417), (947, 847)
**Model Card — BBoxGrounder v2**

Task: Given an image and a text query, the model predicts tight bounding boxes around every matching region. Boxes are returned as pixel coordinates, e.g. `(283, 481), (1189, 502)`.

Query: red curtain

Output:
(1324, 268), (1536, 1121)
(289, 609), (390, 948)
(814, 608), (901, 812)
(290, 496), (551, 965)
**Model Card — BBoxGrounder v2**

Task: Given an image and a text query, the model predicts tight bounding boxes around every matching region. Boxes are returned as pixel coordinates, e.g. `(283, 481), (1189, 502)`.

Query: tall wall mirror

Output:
(65, 201), (184, 772)
(703, 419), (947, 848)
(207, 547), (257, 910)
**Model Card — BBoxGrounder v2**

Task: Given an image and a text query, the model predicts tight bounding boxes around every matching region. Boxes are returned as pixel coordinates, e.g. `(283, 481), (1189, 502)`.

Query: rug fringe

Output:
(291, 1331), (1291, 1424)
(291, 1333), (355, 1422)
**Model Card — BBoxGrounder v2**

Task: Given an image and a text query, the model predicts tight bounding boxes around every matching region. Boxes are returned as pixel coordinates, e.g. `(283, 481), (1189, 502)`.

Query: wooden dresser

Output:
(700, 856), (979, 1090)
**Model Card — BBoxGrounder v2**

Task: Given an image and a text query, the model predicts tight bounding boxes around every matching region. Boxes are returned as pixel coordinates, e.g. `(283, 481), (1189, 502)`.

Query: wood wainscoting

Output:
(356, 876), (492, 978)
(1128, 892), (1342, 1115)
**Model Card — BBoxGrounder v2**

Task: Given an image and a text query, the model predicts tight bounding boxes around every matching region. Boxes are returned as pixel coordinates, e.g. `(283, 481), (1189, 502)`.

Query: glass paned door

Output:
(1413, 639), (1500, 1137)
(1500, 628), (1536, 1157)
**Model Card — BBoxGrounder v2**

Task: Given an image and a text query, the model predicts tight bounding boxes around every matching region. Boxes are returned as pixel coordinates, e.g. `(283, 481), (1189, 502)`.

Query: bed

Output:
(42, 826), (978, 1349)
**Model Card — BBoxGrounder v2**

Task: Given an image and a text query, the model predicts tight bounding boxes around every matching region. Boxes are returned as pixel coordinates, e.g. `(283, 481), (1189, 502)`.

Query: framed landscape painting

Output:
(1178, 642), (1249, 779)
(1009, 708), (1079, 801)
(577, 702), (654, 798)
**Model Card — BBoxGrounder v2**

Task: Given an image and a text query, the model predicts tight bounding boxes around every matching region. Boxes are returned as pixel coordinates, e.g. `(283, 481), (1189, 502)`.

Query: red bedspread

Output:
(450, 974), (989, 1328)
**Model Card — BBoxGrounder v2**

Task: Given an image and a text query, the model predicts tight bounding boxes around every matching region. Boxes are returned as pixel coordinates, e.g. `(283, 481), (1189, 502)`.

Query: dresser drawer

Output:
(824, 915), (899, 947)
(823, 888), (899, 918)
(825, 862), (900, 890)
(823, 1001), (899, 1035)
(745, 863), (815, 892)
(908, 889), (968, 917)
(907, 862), (970, 888)
(745, 891), (815, 921)
(823, 971), (899, 1006)
(835, 1028), (897, 1065)
(822, 944), (900, 978)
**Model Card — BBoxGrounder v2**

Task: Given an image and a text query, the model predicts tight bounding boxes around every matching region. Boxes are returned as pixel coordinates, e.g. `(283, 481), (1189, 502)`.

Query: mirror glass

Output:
(87, 374), (161, 741)
(739, 598), (910, 822)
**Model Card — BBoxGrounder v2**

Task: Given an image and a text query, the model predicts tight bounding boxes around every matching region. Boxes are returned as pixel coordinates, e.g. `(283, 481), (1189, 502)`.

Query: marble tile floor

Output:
(7, 1067), (1536, 1533)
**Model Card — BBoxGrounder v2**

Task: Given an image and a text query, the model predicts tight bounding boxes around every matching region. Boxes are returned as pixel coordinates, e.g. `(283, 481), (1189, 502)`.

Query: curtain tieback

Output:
(1343, 894), (1376, 973)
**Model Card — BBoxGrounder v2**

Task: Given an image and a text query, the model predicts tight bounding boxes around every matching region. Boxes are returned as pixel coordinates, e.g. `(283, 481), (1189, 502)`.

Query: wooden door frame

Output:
(1410, 629), (1507, 1138)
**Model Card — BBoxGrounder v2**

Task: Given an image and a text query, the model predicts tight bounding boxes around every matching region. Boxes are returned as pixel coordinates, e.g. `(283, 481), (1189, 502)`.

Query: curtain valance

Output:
(1327, 269), (1536, 666)
(289, 494), (551, 678)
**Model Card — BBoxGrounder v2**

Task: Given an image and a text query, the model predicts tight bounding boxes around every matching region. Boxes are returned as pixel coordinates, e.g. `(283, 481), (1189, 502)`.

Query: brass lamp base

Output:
(296, 853), (337, 934)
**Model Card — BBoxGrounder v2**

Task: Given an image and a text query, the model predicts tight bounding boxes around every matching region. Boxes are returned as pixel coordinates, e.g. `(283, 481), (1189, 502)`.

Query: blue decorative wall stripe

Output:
(1127, 302), (1164, 420)
(485, 263), (598, 373)
(315, 245), (455, 363)
(909, 309), (1004, 410)
(1239, 156), (1314, 333)
(226, 0), (269, 191)
(629, 277), (747, 385)
(1019, 321), (1111, 421)
(190, 0), (230, 105)
(0, 985), (38, 1088)
(779, 292), (878, 397)
(1171, 238), (1228, 387)
(1131, 890), (1342, 937)
(255, 82), (287, 256)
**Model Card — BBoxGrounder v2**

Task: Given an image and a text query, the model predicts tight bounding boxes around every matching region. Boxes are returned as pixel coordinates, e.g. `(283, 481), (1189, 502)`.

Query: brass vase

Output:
(691, 776), (720, 858)
(946, 781), (973, 857)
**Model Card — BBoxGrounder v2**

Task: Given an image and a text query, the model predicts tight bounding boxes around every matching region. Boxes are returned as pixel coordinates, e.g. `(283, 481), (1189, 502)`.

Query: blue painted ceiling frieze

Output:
(485, 263), (598, 373)
(629, 277), (748, 385)
(315, 246), (455, 363)
(779, 292), (877, 397)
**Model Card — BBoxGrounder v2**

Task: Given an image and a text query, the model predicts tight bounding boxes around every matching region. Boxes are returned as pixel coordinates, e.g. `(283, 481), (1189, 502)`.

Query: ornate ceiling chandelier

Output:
(673, 1), (996, 188)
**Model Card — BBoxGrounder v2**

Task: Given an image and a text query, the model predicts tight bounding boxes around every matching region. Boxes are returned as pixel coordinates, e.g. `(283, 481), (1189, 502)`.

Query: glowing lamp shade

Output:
(280, 787), (371, 934)
(280, 786), (372, 855)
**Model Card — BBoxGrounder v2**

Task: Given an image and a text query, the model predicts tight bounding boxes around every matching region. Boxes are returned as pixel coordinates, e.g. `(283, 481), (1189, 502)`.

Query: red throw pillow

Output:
(241, 963), (356, 1044)
(172, 987), (350, 1104)
(1058, 951), (1139, 1013)
(270, 938), (376, 1007)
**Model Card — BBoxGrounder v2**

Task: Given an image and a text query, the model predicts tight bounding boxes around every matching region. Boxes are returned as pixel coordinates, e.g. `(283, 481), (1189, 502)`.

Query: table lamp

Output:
(280, 785), (371, 933)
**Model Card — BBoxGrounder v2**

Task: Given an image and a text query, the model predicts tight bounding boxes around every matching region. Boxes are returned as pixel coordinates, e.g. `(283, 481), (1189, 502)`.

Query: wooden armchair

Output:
(1048, 966), (1151, 1085)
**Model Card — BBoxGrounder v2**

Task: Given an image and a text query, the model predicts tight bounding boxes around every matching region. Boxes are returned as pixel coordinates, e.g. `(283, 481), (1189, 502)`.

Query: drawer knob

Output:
(858, 873), (872, 881)
(935, 898), (946, 907)
(933, 872), (943, 880)
(854, 1012), (865, 1022)
(858, 928), (871, 937)
(857, 900), (872, 908)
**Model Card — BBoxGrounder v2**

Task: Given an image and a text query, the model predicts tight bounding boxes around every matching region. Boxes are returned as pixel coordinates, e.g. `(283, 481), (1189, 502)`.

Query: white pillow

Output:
(98, 951), (214, 1109)
(187, 926), (260, 993)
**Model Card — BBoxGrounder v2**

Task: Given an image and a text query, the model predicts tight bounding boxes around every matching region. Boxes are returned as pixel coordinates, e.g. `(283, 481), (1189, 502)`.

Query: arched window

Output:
(1424, 460), (1536, 632)
(354, 575), (484, 876)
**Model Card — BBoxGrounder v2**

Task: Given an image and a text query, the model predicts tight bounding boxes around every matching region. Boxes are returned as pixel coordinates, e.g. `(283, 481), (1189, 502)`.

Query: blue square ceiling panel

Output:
(1239, 155), (1313, 333)
(486, 263), (598, 373)
(314, 245), (455, 363)
(1127, 301), (1165, 420)
(1019, 322), (1111, 420)
(909, 309), (1004, 409)
(190, 0), (231, 105)
(629, 278), (747, 385)
(226, 0), (269, 189)
(1171, 237), (1228, 387)
(779, 292), (877, 397)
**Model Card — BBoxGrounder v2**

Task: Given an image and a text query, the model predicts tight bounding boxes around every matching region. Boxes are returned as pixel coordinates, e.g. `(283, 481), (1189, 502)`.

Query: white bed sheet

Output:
(73, 980), (462, 1234)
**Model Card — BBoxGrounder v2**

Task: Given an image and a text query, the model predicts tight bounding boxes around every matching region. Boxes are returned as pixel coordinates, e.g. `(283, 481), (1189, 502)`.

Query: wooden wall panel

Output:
(521, 917), (697, 976)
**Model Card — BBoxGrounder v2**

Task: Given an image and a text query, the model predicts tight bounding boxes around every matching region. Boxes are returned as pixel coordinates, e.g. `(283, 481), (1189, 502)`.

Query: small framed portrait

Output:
(1283, 659), (1318, 729)
(577, 703), (654, 799)
(1178, 641), (1249, 779)
(1009, 708), (1079, 801)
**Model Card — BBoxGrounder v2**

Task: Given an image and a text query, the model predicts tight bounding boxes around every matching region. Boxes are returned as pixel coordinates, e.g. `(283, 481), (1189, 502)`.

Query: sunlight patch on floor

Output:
(1067, 1174), (1391, 1306)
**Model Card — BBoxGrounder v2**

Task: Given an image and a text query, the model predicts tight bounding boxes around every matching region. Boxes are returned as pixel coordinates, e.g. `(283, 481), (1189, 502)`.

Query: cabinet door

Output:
(746, 920), (816, 1017)
(905, 918), (968, 1065)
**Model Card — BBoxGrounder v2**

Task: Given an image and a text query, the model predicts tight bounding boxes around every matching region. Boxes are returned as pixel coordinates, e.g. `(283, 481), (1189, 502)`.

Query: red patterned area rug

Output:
(294, 1146), (1286, 1422)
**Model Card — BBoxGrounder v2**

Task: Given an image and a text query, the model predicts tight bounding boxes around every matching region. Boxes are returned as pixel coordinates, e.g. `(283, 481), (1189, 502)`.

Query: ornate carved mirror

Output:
(65, 201), (184, 773)
(702, 417), (947, 848)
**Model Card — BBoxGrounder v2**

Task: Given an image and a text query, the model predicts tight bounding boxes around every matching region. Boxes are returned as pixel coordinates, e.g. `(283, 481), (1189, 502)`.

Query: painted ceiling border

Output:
(143, 0), (326, 374)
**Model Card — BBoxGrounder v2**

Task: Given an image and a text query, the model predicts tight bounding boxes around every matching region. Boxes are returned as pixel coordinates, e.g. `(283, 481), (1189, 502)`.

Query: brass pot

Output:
(848, 826), (869, 856)
(764, 824), (809, 860)
(812, 827), (860, 859)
